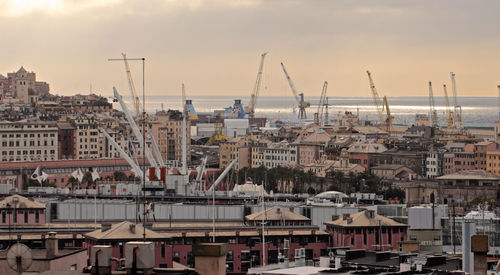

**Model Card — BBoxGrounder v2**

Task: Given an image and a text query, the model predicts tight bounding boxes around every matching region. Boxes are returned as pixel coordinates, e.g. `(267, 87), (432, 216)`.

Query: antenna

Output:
(7, 243), (32, 275)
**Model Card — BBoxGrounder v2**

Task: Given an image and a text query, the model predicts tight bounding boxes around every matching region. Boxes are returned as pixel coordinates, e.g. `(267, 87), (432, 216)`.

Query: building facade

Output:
(325, 210), (407, 251)
(0, 121), (58, 162)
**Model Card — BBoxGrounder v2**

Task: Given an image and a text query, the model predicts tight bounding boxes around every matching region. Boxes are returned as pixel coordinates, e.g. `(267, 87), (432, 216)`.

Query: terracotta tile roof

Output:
(84, 221), (165, 240)
(0, 195), (45, 209)
(325, 210), (406, 227)
(436, 170), (500, 180)
(245, 207), (310, 222)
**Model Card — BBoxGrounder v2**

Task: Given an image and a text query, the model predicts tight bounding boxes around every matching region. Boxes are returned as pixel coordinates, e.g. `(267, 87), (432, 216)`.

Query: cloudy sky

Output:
(1, 0), (500, 98)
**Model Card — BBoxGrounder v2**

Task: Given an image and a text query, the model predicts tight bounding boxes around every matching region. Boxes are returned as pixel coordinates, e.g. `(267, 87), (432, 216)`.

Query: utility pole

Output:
(109, 55), (147, 241)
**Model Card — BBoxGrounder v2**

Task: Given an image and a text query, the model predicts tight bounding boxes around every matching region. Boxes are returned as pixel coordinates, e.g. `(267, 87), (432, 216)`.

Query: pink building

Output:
(325, 210), (407, 251)
(84, 215), (329, 273)
(297, 144), (324, 166)
(444, 141), (497, 174)
(0, 195), (46, 225)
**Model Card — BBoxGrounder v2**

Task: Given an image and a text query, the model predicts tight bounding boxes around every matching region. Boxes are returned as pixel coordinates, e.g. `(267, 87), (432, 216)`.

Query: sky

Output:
(1, 0), (500, 98)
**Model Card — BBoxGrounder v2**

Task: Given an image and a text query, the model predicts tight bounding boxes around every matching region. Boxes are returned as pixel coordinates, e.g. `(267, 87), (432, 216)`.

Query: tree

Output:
(113, 171), (128, 181)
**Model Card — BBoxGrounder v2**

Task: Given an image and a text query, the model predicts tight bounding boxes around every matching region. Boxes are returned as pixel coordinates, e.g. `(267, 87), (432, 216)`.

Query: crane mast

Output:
(316, 81), (328, 126)
(113, 87), (158, 170)
(121, 53), (141, 117)
(428, 81), (438, 127)
(383, 96), (393, 134)
(450, 72), (463, 129)
(366, 71), (386, 129)
(181, 84), (188, 175)
(248, 52), (267, 118)
(100, 128), (145, 181)
(281, 62), (310, 120)
(443, 84), (454, 128)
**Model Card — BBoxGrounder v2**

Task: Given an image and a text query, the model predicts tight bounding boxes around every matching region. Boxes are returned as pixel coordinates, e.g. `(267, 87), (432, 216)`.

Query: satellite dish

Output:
(7, 243), (32, 274)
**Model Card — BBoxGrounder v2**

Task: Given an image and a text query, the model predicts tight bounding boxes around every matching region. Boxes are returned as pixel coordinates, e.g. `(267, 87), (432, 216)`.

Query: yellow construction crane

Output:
(206, 116), (227, 146)
(314, 81), (328, 126)
(247, 52), (267, 119)
(428, 81), (438, 127)
(366, 71), (386, 130)
(281, 62), (311, 120)
(383, 96), (393, 133)
(442, 84), (454, 128)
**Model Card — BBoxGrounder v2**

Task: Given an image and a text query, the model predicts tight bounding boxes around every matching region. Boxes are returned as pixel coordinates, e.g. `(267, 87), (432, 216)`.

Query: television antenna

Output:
(7, 243), (32, 275)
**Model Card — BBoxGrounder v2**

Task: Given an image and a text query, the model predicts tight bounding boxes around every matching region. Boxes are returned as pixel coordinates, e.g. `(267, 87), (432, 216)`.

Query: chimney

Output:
(366, 210), (375, 219)
(129, 224), (136, 234)
(101, 223), (112, 232)
(46, 232), (58, 258)
(193, 243), (228, 275)
(342, 213), (350, 220)
(471, 235), (489, 275)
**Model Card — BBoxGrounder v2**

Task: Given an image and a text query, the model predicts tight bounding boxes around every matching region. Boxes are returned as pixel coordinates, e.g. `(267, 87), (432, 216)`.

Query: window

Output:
(24, 212), (28, 223)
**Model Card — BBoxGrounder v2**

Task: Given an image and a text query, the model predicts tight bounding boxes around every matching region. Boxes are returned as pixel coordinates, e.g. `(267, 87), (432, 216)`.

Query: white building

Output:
(0, 121), (58, 162)
(264, 141), (297, 169)
(224, 119), (249, 138)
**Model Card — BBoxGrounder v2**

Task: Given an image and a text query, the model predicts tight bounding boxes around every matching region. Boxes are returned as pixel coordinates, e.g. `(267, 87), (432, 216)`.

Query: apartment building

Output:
(264, 141), (298, 169)
(73, 116), (105, 159)
(0, 121), (58, 162)
(155, 110), (191, 163)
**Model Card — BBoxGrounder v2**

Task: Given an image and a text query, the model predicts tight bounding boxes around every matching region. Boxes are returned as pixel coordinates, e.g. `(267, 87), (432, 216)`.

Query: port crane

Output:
(428, 81), (438, 127)
(443, 84), (454, 128)
(247, 52), (267, 119)
(100, 129), (145, 181)
(113, 87), (159, 174)
(281, 62), (310, 120)
(383, 96), (393, 133)
(450, 72), (463, 129)
(118, 53), (142, 117)
(366, 71), (388, 131)
(314, 81), (328, 126)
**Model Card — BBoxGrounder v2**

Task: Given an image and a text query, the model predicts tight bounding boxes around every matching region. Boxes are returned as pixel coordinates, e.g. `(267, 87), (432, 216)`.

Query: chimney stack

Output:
(193, 243), (228, 275)
(46, 232), (58, 258)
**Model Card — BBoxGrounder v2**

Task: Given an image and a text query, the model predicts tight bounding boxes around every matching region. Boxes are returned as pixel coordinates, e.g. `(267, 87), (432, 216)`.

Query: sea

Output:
(116, 96), (499, 128)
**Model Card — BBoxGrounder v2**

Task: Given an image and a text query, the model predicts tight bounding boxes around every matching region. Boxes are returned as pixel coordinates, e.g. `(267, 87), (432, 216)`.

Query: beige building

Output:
(155, 110), (191, 163)
(486, 150), (500, 176)
(219, 136), (248, 170)
(6, 66), (49, 103)
(0, 121), (58, 162)
(73, 116), (105, 160)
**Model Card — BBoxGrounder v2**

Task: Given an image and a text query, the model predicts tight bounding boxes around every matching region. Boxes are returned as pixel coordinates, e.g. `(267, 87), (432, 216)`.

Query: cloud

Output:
(0, 0), (500, 96)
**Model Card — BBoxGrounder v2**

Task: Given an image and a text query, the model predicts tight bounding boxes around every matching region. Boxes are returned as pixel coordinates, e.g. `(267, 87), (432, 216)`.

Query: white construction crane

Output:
(247, 52), (267, 119)
(442, 84), (454, 129)
(113, 87), (158, 171)
(121, 53), (141, 117)
(366, 71), (386, 129)
(207, 159), (237, 192)
(428, 81), (438, 127)
(148, 132), (165, 166)
(100, 129), (145, 181)
(450, 72), (463, 129)
(281, 62), (310, 120)
(181, 84), (188, 176)
(316, 81), (328, 126)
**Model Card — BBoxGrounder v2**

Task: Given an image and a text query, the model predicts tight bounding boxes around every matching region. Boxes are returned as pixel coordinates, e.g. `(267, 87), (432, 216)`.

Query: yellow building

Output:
(486, 151), (500, 176)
